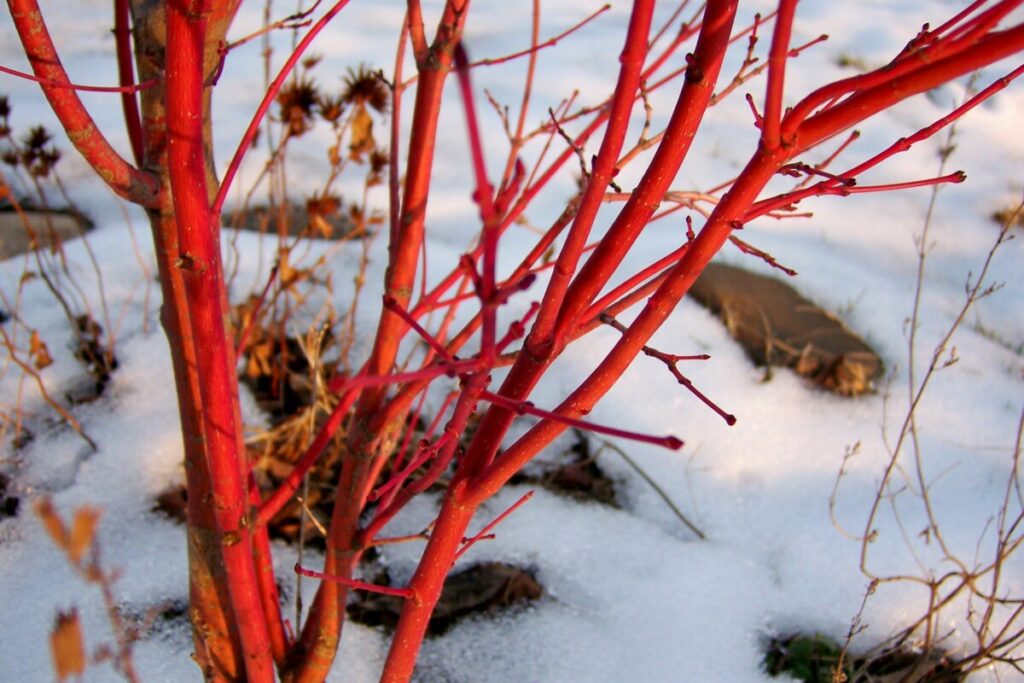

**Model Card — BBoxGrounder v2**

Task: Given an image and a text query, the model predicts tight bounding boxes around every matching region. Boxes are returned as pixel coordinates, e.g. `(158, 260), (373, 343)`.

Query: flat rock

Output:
(689, 262), (882, 396)
(224, 202), (357, 238)
(348, 562), (543, 636)
(0, 209), (92, 260)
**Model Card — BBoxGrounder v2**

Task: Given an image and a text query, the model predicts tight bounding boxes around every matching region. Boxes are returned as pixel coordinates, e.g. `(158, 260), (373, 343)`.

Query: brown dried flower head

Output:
(342, 65), (389, 113)
(317, 93), (346, 124)
(306, 192), (341, 218)
(277, 77), (320, 137)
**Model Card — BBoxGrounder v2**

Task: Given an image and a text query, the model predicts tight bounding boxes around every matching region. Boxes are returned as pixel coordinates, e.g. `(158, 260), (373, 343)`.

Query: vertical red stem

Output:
(249, 479), (289, 666)
(113, 0), (144, 165)
(294, 6), (471, 679)
(378, 483), (476, 683)
(527, 0), (655, 355)
(164, 1), (274, 680)
(761, 0), (796, 150)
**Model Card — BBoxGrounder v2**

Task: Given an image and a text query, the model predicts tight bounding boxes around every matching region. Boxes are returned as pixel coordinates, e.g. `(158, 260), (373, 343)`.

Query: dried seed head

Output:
(369, 149), (388, 175)
(277, 77), (320, 137)
(306, 192), (341, 218)
(23, 125), (52, 151)
(342, 65), (388, 113)
(317, 93), (345, 124)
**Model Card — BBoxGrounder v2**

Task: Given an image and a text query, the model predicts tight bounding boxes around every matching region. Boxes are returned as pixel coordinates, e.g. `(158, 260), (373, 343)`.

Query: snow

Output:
(1, 1), (1023, 682)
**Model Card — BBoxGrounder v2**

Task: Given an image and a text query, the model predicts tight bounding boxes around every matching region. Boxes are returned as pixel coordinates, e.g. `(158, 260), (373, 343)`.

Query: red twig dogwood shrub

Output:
(6, 0), (1024, 680)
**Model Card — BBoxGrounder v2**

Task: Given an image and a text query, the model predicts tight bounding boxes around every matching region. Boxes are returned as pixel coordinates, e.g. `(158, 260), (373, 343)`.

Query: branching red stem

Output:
(7, 0), (159, 205)
(454, 490), (535, 560)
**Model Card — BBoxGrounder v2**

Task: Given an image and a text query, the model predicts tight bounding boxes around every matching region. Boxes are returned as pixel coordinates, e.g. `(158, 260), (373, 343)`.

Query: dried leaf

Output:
(50, 609), (86, 681)
(30, 329), (53, 369)
(68, 506), (101, 564)
(35, 497), (68, 551)
(311, 213), (334, 238)
(328, 143), (341, 167)
(277, 249), (301, 288)
(349, 102), (375, 160)
(246, 338), (274, 379)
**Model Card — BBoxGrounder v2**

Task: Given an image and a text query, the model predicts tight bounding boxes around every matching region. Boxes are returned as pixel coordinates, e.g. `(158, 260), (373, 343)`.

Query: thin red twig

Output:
(481, 390), (684, 449)
(0, 63), (160, 94)
(295, 564), (414, 598)
(470, 4), (610, 68)
(454, 490), (535, 560)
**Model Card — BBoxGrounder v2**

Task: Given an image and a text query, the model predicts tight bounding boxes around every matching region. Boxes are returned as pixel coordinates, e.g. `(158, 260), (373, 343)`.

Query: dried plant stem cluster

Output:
(5, 0), (1024, 680)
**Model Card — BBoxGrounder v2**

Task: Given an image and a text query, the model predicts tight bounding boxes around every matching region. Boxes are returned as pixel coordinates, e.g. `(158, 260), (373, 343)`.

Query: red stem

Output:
(552, 0), (738, 343)
(294, 7), (472, 679)
(249, 478), (289, 666)
(164, 2), (273, 679)
(480, 390), (684, 449)
(210, 0), (354, 223)
(256, 385), (361, 526)
(791, 25), (1024, 154)
(453, 44), (504, 365)
(747, 62), (1024, 222)
(528, 0), (655, 358)
(0, 63), (159, 94)
(780, 1), (1023, 142)
(580, 242), (690, 326)
(761, 0), (797, 149)
(378, 481), (476, 682)
(295, 564), (415, 598)
(470, 4), (610, 68)
(453, 490), (534, 560)
(112, 0), (143, 165)
(7, 0), (159, 206)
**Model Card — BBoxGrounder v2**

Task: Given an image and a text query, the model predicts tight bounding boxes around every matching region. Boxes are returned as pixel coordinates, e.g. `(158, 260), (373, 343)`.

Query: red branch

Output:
(599, 314), (735, 426)
(761, 0), (797, 150)
(0, 63), (159, 94)
(470, 5), (611, 68)
(112, 0), (143, 165)
(481, 390), (684, 449)
(454, 490), (535, 560)
(211, 0), (354, 223)
(256, 385), (362, 526)
(295, 564), (414, 598)
(164, 1), (273, 679)
(7, 0), (159, 206)
(454, 44), (501, 364)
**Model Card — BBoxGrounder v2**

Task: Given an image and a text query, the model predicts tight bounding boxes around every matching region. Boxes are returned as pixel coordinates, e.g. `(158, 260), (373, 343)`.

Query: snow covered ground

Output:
(1, 1), (1022, 681)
